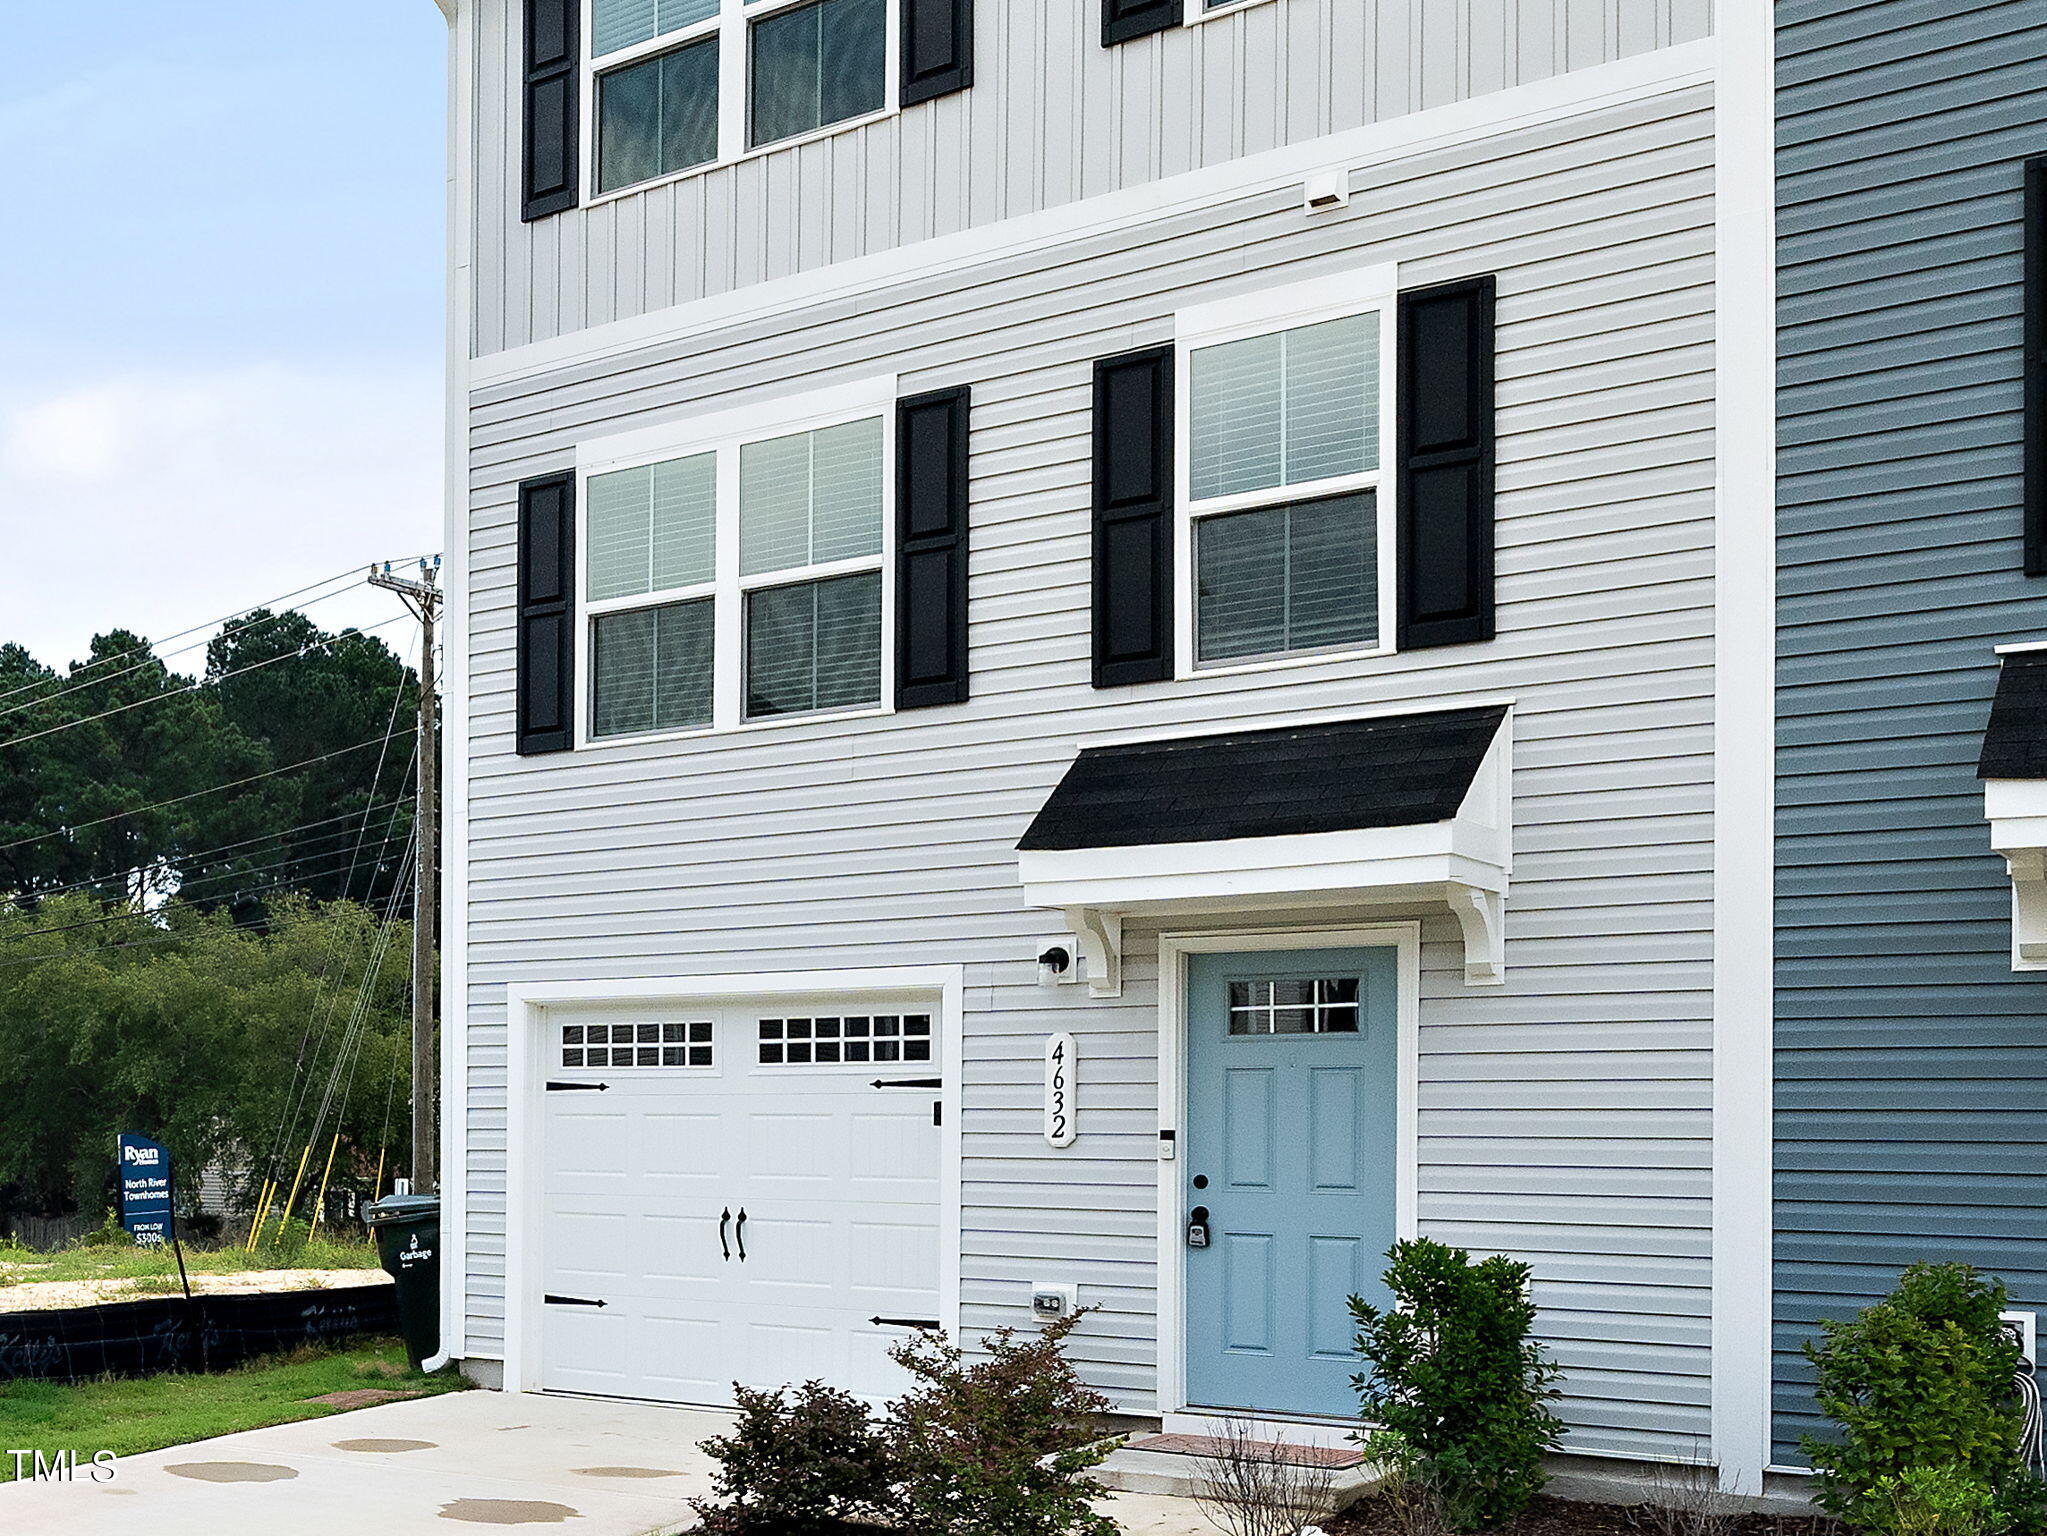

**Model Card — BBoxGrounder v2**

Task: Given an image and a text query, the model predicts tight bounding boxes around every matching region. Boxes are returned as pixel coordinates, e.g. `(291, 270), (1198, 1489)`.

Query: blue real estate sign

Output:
(116, 1133), (174, 1245)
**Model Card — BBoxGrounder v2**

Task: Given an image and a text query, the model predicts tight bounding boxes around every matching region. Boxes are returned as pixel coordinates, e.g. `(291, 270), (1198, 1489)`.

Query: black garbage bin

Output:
(365, 1191), (440, 1369)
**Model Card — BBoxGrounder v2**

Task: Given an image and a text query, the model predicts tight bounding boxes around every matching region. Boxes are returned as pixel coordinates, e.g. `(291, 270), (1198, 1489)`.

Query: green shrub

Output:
(1801, 1264), (2039, 1535)
(1879, 1465), (2000, 1536)
(75, 1210), (128, 1248)
(692, 1380), (895, 1536)
(1349, 1238), (1564, 1532)
(884, 1311), (1120, 1536)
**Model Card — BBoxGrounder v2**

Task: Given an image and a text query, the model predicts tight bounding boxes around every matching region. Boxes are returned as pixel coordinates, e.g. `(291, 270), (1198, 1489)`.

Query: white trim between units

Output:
(1153, 924), (1421, 1423)
(571, 375), (900, 744)
(1172, 266), (1401, 680)
(499, 966), (965, 1396)
(437, 0), (477, 1373)
(1709, 0), (1775, 1501)
(471, 39), (1715, 387)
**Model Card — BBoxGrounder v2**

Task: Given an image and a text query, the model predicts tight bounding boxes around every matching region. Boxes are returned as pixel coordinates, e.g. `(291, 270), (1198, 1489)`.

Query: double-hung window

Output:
(588, 0), (894, 198)
(579, 380), (894, 739)
(1175, 268), (1397, 675)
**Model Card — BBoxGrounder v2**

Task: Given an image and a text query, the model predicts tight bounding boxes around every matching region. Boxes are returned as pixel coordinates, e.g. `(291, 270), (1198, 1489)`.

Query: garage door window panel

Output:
(560, 1020), (715, 1068)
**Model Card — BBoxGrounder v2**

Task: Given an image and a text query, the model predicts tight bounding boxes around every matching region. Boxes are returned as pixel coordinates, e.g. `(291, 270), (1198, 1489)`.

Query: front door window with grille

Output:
(580, 382), (893, 741)
(1180, 277), (1395, 672)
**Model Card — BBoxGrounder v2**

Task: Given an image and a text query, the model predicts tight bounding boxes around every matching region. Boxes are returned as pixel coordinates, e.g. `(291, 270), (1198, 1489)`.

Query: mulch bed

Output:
(1326, 1495), (1841, 1536)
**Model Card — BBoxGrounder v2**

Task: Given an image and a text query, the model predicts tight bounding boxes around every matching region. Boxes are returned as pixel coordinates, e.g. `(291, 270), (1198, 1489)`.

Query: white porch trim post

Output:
(1712, 2), (1778, 1496)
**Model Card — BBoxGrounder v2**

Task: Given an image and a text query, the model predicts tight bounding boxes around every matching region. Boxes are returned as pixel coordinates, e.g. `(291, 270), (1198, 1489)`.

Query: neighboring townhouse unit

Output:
(1774, 0), (2047, 1469)
(431, 0), (1786, 1492)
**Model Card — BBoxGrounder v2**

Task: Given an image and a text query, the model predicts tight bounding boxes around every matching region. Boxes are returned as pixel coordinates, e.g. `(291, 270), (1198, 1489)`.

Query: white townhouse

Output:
(429, 0), (1781, 1494)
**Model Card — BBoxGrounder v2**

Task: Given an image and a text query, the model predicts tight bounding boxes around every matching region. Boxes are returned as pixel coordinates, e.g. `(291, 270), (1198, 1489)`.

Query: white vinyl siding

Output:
(459, 84), (1719, 1464)
(468, 0), (1714, 355)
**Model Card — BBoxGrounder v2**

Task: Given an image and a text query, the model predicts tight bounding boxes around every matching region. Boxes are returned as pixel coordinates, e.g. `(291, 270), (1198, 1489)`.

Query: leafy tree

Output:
(201, 609), (418, 915)
(0, 895), (413, 1220)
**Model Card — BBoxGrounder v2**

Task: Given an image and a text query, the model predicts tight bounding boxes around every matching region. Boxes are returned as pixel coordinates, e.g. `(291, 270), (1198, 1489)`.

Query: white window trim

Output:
(573, 374), (899, 745)
(580, 0), (901, 209)
(1173, 264), (1401, 682)
(1182, 0), (1276, 26)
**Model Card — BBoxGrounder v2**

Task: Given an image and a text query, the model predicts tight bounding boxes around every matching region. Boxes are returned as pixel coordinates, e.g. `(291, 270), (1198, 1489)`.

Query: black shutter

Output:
(517, 472), (576, 755)
(1102, 0), (1179, 46)
(523, 0), (580, 222)
(1091, 346), (1174, 687)
(901, 0), (973, 106)
(896, 386), (972, 708)
(1397, 276), (1496, 650)
(2027, 156), (2046, 576)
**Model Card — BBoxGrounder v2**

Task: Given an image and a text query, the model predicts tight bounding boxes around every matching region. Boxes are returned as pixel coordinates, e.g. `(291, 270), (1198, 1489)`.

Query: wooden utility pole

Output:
(369, 558), (442, 1193)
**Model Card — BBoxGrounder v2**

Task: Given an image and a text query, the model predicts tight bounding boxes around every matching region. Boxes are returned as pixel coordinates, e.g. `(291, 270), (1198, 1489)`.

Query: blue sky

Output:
(0, 3), (449, 670)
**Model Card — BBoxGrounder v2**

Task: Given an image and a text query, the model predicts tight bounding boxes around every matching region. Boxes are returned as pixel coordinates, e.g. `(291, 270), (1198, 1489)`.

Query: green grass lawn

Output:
(0, 1232), (382, 1290)
(0, 1339), (469, 1478)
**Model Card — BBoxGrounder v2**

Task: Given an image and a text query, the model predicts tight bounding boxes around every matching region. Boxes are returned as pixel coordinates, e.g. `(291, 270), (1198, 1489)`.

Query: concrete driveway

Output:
(0, 1386), (1218, 1535)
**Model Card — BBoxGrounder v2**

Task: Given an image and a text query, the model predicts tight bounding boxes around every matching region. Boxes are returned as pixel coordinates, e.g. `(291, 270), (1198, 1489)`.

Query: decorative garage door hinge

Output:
(869, 1316), (942, 1330)
(545, 1080), (609, 1092)
(544, 1294), (607, 1307)
(869, 1078), (942, 1089)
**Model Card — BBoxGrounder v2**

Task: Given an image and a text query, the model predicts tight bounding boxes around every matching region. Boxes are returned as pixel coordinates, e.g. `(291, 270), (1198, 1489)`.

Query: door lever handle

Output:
(735, 1208), (748, 1262)
(719, 1207), (731, 1262)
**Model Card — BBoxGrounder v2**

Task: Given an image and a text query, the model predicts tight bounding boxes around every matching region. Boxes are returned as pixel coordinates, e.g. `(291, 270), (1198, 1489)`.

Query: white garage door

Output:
(538, 1004), (942, 1405)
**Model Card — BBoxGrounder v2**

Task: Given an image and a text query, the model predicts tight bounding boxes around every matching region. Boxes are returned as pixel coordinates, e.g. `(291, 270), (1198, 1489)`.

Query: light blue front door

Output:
(1184, 946), (1399, 1417)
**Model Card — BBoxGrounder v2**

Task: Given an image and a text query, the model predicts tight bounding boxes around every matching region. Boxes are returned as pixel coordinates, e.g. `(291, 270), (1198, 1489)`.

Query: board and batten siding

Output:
(1775, 0), (2047, 1468)
(459, 85), (1718, 1459)
(464, 0), (1713, 356)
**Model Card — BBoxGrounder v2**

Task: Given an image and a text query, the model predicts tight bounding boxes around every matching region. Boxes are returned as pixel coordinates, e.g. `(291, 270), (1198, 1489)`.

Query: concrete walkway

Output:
(0, 1386), (1220, 1536)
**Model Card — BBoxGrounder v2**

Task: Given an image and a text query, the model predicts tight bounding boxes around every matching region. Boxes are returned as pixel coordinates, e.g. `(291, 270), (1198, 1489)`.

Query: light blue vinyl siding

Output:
(1775, 0), (2047, 1466)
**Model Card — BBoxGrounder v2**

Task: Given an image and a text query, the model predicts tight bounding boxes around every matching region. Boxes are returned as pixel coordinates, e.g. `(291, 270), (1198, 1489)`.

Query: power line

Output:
(0, 728), (417, 858)
(0, 558), (431, 711)
(0, 582), (384, 727)
(0, 612), (413, 755)
(13, 796), (412, 906)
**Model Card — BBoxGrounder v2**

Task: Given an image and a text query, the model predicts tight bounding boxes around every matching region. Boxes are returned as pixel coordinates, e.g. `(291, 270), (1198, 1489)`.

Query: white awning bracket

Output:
(1063, 906), (1124, 999)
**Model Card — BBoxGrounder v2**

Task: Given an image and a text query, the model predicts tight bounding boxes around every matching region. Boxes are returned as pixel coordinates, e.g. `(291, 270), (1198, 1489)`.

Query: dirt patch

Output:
(0, 1268), (390, 1314)
(303, 1388), (425, 1409)
(439, 1498), (584, 1524)
(165, 1462), (301, 1484)
(333, 1438), (438, 1453)
(1126, 1432), (1366, 1468)
(1326, 1495), (1841, 1536)
(572, 1466), (686, 1479)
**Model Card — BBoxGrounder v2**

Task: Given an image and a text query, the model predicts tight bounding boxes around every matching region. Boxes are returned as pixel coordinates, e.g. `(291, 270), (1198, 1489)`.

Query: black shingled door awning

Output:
(1017, 706), (1510, 852)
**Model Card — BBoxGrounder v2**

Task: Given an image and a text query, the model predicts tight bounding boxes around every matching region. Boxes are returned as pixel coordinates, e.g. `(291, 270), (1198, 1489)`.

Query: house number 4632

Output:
(1044, 1033), (1078, 1148)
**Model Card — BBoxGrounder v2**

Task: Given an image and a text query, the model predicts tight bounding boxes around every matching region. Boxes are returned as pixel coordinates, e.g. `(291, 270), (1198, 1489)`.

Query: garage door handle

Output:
(719, 1207), (731, 1262)
(735, 1208), (747, 1262)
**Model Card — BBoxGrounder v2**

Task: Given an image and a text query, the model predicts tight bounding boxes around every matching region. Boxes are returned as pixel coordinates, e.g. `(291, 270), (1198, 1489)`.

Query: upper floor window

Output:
(580, 380), (895, 740)
(1176, 272), (1395, 676)
(590, 0), (895, 198)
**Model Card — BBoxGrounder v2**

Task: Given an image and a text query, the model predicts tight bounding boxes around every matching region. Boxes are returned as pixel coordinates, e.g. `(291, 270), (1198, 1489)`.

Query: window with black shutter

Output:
(517, 473), (577, 754)
(1396, 276), (1496, 649)
(1102, 0), (1179, 46)
(1091, 346), (1175, 688)
(523, 0), (580, 221)
(2026, 156), (2045, 576)
(896, 386), (972, 708)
